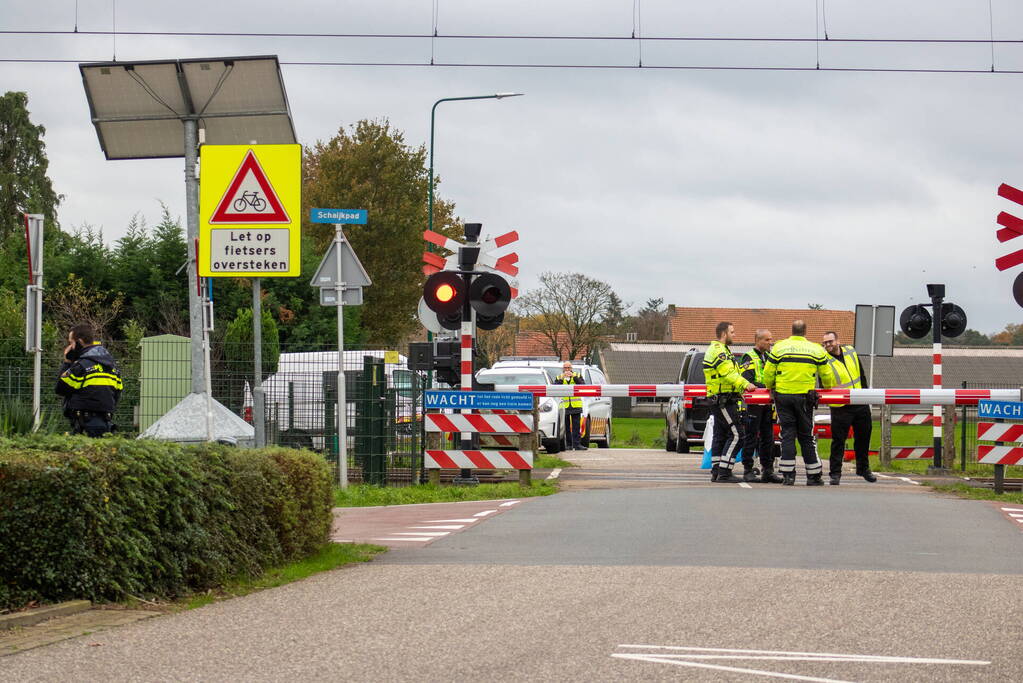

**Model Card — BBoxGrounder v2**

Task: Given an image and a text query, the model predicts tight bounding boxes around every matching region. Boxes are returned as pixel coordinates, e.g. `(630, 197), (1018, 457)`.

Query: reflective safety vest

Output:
(824, 345), (864, 407)
(703, 340), (747, 397)
(741, 349), (766, 385)
(555, 372), (583, 410)
(763, 336), (833, 394)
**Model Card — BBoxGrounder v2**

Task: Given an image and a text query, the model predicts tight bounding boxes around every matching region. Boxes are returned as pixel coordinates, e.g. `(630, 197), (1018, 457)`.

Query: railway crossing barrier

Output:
(423, 399), (538, 486)
(976, 398), (1023, 493)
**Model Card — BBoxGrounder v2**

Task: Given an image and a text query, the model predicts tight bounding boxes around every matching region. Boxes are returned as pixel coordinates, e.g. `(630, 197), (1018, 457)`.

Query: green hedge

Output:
(0, 435), (333, 610)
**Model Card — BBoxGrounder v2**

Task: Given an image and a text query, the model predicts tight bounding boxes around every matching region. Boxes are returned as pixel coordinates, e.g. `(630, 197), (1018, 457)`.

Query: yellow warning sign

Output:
(199, 144), (301, 277)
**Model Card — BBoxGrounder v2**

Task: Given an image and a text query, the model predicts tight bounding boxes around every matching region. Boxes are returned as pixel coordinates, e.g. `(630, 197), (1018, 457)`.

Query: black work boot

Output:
(806, 473), (824, 486)
(711, 465), (719, 482)
(782, 472), (796, 486)
(760, 466), (784, 483)
(829, 472), (841, 486)
(858, 468), (877, 483)
(716, 468), (738, 483)
(743, 467), (758, 482)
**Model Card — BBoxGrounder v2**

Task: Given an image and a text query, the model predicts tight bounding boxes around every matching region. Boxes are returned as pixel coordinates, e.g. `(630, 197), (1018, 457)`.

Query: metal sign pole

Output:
(335, 224), (348, 489)
(869, 305), (877, 388)
(24, 214), (44, 432)
(252, 277), (265, 447)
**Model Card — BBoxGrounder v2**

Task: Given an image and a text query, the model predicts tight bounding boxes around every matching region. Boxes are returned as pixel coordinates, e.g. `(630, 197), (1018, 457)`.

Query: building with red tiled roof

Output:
(511, 331), (591, 360)
(667, 306), (854, 345)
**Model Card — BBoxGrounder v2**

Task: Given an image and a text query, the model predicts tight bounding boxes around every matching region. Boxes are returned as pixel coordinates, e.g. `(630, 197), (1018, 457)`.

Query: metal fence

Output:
(960, 381), (1021, 471)
(0, 338), (426, 486)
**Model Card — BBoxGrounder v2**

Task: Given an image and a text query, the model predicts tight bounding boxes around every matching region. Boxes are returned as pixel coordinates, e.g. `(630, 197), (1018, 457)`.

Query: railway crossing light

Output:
(940, 303), (968, 337)
(899, 305), (932, 339)
(469, 272), (512, 331)
(423, 271), (465, 330)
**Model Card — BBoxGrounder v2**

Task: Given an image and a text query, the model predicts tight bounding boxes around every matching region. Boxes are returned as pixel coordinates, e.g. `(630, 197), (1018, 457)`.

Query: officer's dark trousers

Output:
(566, 409), (582, 449)
(829, 405), (872, 475)
(710, 399), (744, 471)
(774, 393), (822, 476)
(742, 405), (775, 471)
(70, 413), (113, 438)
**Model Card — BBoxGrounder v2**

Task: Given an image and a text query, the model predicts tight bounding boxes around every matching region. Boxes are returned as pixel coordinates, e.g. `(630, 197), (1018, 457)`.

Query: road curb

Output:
(0, 600), (92, 631)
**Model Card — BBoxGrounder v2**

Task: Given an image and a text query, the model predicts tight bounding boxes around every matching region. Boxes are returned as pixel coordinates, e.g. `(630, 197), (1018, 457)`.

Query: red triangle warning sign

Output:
(209, 150), (291, 224)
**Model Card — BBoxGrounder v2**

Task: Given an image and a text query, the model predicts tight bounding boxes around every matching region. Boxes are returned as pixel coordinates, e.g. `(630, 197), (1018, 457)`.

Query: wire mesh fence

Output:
(0, 338), (426, 487)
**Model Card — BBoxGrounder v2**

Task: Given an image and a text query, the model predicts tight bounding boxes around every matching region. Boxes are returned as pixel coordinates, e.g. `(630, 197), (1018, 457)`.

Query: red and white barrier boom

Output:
(492, 384), (1020, 406)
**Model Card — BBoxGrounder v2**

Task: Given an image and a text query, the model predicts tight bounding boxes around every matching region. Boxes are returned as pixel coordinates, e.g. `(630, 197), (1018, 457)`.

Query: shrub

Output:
(0, 435), (333, 609)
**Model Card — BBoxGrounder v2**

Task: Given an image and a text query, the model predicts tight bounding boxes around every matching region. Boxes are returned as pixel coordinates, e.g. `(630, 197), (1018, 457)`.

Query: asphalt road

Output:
(2, 449), (1021, 682)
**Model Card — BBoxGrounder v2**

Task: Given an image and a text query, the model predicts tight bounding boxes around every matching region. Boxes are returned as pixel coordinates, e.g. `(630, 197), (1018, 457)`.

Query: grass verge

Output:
(921, 481), (1023, 505)
(181, 543), (383, 610)
(534, 453), (576, 469)
(611, 417), (665, 448)
(333, 480), (558, 507)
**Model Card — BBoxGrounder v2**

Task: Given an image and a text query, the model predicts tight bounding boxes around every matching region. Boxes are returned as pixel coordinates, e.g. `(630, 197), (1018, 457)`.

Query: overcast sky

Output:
(4, 0), (1023, 335)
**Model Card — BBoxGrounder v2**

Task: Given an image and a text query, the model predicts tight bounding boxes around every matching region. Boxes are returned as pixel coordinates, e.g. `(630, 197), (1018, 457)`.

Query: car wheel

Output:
(599, 420), (611, 448)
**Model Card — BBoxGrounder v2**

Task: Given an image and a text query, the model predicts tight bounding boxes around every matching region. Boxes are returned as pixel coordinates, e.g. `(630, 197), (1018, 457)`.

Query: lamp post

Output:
(428, 93), (524, 236)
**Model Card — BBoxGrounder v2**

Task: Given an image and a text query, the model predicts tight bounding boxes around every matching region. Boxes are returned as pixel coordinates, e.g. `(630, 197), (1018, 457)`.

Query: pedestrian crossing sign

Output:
(199, 144), (301, 277)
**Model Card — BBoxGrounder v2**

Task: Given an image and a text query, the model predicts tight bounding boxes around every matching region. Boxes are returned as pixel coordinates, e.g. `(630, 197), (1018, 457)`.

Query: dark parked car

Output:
(664, 348), (781, 456)
(664, 349), (716, 453)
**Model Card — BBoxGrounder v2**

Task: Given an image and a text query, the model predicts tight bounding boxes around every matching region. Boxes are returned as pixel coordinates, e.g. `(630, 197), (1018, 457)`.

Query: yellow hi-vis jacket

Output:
(824, 344), (865, 407)
(763, 336), (834, 394)
(554, 372), (583, 410)
(703, 340), (747, 397)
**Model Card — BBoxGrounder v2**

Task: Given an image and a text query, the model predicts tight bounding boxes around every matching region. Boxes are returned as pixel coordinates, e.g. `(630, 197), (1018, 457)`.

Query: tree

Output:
(0, 92), (61, 240)
(633, 297), (669, 341)
(476, 312), (520, 368)
(807, 303), (824, 310)
(303, 119), (459, 347)
(516, 272), (618, 360)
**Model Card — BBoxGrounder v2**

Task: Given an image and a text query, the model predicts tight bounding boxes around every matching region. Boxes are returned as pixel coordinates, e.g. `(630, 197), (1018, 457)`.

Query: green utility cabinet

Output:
(138, 334), (190, 432)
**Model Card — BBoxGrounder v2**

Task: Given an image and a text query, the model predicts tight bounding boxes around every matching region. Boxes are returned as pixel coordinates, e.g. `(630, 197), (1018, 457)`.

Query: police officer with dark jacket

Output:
(703, 321), (757, 483)
(55, 323), (123, 437)
(740, 328), (784, 483)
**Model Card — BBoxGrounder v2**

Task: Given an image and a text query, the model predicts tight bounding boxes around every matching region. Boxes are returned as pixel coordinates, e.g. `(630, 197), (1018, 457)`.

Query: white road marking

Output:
(546, 468), (562, 479)
(617, 645), (990, 664)
(1007, 513), (1023, 519)
(420, 518), (479, 523)
(614, 645), (989, 681)
(371, 537), (430, 542)
(739, 482), (753, 489)
(409, 525), (464, 530)
(875, 473), (921, 485)
(499, 500), (521, 507)
(1001, 507), (1023, 512)
(473, 510), (497, 517)
(391, 531), (449, 537)
(332, 539), (354, 543)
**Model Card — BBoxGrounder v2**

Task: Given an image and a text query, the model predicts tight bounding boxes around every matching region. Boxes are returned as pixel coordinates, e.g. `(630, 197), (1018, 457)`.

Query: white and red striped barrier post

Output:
(424, 410), (535, 480)
(932, 338), (944, 468)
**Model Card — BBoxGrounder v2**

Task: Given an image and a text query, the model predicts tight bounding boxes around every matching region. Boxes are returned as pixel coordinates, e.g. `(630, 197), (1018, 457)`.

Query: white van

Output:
(246, 350), (413, 448)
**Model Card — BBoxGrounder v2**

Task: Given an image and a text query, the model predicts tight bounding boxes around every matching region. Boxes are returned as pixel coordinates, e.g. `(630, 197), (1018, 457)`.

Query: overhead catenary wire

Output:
(6, 57), (1023, 75)
(5, 28), (1023, 44)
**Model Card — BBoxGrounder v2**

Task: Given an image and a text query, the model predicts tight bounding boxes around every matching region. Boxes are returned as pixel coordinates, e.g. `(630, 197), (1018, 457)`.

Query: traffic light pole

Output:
(456, 245), (478, 485)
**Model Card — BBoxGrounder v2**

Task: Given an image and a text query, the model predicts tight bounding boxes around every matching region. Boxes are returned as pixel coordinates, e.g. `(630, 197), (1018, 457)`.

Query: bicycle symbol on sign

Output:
(233, 191), (267, 212)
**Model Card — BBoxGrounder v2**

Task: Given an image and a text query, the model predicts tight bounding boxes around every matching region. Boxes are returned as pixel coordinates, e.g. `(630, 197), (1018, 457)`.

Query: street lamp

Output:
(428, 93), (524, 236)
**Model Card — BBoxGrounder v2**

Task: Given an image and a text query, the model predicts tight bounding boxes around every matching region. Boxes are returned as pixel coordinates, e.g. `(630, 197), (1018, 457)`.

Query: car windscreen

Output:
(477, 371), (548, 385)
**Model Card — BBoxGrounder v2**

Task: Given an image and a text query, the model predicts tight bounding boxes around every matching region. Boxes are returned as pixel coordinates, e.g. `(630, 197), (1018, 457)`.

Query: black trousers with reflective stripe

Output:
(828, 405), (872, 475)
(742, 405), (775, 471)
(774, 393), (822, 475)
(710, 400), (744, 471)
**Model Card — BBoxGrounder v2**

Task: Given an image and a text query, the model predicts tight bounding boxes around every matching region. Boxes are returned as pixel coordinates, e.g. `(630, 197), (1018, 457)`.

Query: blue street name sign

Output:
(310, 208), (367, 224)
(425, 390), (533, 411)
(978, 399), (1023, 420)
